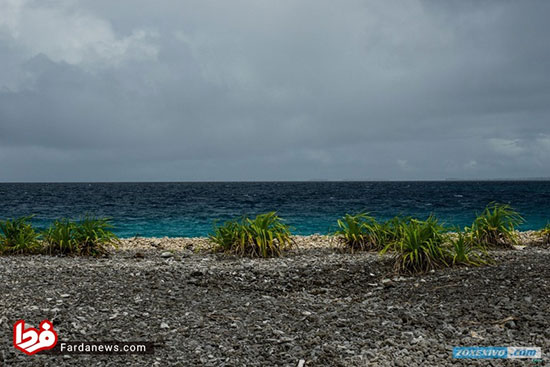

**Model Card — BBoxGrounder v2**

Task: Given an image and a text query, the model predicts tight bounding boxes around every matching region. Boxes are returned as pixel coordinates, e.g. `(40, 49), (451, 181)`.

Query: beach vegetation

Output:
(210, 212), (292, 257)
(381, 216), (449, 274)
(334, 214), (418, 252)
(334, 213), (384, 251)
(0, 216), (42, 255)
(376, 216), (412, 251)
(450, 231), (488, 266)
(44, 216), (118, 256)
(471, 203), (523, 247)
(43, 219), (78, 254)
(538, 223), (550, 244)
(74, 216), (119, 256)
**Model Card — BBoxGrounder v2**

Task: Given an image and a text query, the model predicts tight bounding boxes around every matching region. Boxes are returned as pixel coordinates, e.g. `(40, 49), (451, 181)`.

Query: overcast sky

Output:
(1, 0), (549, 181)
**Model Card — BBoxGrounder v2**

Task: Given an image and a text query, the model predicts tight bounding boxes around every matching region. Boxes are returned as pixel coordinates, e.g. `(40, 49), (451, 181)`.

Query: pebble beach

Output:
(0, 233), (548, 366)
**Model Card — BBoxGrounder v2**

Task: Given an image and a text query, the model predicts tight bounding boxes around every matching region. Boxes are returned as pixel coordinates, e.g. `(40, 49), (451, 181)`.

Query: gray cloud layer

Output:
(1, 0), (549, 181)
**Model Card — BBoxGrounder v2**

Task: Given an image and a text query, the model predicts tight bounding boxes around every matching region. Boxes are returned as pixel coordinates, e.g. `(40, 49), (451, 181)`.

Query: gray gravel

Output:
(0, 243), (549, 366)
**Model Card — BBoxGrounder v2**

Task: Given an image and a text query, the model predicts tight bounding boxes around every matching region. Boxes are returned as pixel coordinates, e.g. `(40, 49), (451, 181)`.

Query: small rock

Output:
(160, 322), (170, 329)
(381, 279), (394, 287)
(504, 320), (517, 329)
(470, 331), (483, 339)
(161, 252), (173, 258)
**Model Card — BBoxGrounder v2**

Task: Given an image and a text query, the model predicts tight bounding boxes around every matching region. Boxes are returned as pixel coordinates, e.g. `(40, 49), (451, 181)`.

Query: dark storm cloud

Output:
(0, 0), (549, 181)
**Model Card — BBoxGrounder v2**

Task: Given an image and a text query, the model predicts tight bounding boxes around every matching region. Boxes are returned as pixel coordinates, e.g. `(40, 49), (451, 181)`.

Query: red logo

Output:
(13, 320), (58, 355)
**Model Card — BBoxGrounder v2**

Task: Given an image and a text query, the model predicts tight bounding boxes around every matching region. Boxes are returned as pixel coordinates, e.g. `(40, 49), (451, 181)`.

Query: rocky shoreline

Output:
(0, 234), (548, 366)
(117, 230), (547, 252)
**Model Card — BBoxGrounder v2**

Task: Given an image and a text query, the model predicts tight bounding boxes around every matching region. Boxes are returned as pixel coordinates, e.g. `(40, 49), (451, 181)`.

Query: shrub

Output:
(209, 220), (243, 251)
(44, 216), (118, 256)
(538, 223), (550, 244)
(0, 216), (41, 255)
(334, 213), (382, 251)
(450, 231), (488, 266)
(43, 219), (78, 255)
(210, 212), (292, 257)
(381, 216), (449, 274)
(377, 216), (412, 251)
(471, 203), (523, 247)
(74, 216), (118, 256)
(334, 214), (417, 252)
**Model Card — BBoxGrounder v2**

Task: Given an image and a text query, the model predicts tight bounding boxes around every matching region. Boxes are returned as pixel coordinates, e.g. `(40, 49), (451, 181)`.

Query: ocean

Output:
(0, 181), (548, 237)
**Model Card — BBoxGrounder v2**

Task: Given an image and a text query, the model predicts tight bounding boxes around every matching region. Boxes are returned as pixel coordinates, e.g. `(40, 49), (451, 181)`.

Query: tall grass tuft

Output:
(0, 216), (41, 255)
(44, 216), (118, 256)
(334, 214), (413, 252)
(74, 216), (119, 256)
(381, 216), (449, 274)
(450, 231), (488, 266)
(43, 219), (78, 255)
(210, 212), (292, 257)
(538, 223), (550, 244)
(334, 213), (381, 251)
(377, 216), (412, 251)
(471, 203), (523, 247)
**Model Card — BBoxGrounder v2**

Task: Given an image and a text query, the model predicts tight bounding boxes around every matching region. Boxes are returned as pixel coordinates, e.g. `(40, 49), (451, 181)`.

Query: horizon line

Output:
(1, 178), (550, 184)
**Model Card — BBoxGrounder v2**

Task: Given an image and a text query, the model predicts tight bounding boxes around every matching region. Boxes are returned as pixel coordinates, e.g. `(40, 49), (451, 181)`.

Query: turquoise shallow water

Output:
(0, 181), (549, 237)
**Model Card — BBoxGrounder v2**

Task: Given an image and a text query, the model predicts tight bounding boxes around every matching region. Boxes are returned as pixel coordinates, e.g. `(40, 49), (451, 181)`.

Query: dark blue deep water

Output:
(0, 182), (549, 237)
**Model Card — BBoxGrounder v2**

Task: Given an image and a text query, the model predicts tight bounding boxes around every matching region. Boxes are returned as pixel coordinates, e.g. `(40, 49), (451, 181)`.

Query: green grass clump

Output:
(210, 212), (292, 257)
(74, 216), (119, 256)
(44, 216), (118, 256)
(381, 216), (449, 274)
(538, 223), (550, 244)
(450, 231), (488, 266)
(334, 213), (415, 252)
(334, 213), (383, 251)
(43, 219), (78, 255)
(0, 216), (41, 255)
(376, 216), (412, 251)
(471, 203), (523, 247)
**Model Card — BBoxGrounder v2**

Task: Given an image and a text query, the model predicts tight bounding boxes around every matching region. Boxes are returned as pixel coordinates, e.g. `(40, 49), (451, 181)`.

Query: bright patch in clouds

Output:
(488, 138), (525, 157)
(0, 0), (157, 68)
